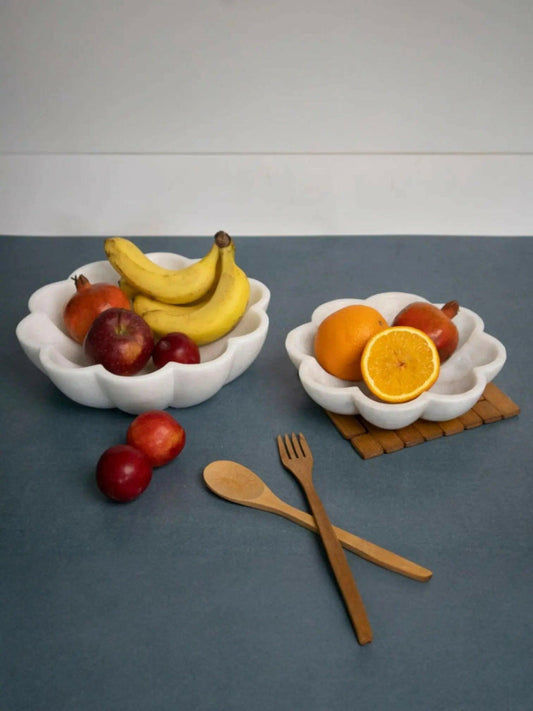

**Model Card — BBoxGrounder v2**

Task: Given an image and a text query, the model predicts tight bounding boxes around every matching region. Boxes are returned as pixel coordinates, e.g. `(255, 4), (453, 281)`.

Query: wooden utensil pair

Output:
(204, 433), (432, 645)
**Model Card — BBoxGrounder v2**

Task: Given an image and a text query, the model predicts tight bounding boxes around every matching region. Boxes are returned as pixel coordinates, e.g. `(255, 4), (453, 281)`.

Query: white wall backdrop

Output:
(1, 0), (532, 235)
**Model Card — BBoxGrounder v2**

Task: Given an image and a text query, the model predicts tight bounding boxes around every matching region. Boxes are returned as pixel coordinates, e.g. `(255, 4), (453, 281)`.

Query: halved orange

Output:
(361, 326), (440, 403)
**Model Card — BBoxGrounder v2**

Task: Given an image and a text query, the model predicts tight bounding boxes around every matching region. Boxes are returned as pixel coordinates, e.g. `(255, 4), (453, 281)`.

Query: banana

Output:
(132, 292), (210, 319)
(118, 278), (138, 300)
(141, 233), (250, 345)
(104, 236), (220, 304)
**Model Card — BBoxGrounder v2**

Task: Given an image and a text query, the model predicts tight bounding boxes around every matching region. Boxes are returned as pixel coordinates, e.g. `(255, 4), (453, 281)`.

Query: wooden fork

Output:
(276, 433), (373, 645)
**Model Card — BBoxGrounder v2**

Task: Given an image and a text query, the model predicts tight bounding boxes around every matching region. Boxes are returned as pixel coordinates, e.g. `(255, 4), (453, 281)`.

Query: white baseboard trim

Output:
(1, 153), (532, 236)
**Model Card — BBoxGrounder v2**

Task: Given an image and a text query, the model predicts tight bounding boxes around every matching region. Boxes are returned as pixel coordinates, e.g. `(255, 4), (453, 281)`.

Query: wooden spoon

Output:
(203, 460), (432, 582)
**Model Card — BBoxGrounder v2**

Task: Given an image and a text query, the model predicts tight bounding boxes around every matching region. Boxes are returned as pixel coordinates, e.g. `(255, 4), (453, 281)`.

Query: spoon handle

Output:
(257, 495), (432, 582)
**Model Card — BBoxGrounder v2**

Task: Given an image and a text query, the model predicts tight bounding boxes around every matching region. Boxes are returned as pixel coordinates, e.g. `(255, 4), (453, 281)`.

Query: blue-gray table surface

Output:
(1, 235), (532, 711)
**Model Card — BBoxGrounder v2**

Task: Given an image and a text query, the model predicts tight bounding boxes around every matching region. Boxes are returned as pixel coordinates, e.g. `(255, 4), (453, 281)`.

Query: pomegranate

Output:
(63, 274), (131, 343)
(392, 300), (459, 362)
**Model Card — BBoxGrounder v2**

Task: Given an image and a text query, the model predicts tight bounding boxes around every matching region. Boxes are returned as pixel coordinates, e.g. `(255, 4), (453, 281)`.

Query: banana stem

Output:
(214, 231), (232, 248)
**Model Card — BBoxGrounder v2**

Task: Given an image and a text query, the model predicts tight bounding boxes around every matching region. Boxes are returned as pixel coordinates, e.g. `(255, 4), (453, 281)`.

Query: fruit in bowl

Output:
(313, 301), (443, 404)
(84, 307), (154, 376)
(392, 300), (459, 362)
(15, 248), (270, 412)
(361, 326), (440, 403)
(285, 292), (507, 429)
(105, 231), (250, 346)
(314, 304), (388, 381)
(63, 274), (131, 344)
(152, 332), (200, 368)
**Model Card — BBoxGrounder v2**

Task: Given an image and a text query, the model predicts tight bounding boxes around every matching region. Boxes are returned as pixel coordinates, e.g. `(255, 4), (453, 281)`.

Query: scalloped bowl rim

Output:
(285, 292), (507, 429)
(16, 252), (271, 413)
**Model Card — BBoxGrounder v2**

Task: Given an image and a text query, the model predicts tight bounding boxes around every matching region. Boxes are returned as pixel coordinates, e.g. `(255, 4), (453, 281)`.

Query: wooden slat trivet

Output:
(326, 383), (520, 460)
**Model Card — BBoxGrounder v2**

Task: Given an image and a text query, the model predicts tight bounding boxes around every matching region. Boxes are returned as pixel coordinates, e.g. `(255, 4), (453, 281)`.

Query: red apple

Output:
(127, 410), (186, 467)
(84, 307), (154, 375)
(96, 444), (153, 502)
(152, 332), (200, 369)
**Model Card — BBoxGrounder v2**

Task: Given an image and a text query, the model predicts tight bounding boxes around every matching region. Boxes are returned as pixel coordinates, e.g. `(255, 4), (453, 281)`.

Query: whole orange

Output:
(314, 304), (388, 381)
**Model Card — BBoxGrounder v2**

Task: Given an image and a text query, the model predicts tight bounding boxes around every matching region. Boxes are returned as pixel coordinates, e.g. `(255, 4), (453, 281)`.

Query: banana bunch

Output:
(104, 231), (250, 346)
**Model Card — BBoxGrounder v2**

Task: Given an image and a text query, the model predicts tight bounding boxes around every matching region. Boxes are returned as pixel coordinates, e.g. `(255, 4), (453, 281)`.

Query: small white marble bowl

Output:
(285, 292), (506, 430)
(16, 253), (270, 414)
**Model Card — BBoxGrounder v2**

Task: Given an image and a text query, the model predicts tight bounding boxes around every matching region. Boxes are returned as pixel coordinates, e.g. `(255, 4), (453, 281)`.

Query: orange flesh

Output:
(361, 327), (440, 403)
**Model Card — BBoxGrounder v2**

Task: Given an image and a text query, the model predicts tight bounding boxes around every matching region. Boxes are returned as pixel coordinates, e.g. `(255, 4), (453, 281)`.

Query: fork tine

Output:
(289, 433), (300, 458)
(297, 433), (312, 460)
(280, 433), (296, 459)
(276, 434), (289, 463)
(277, 433), (312, 461)
(290, 433), (303, 457)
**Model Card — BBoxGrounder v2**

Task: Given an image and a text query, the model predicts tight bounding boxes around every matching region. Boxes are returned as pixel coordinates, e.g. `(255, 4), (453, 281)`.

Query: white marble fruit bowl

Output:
(16, 253), (270, 413)
(285, 292), (506, 430)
